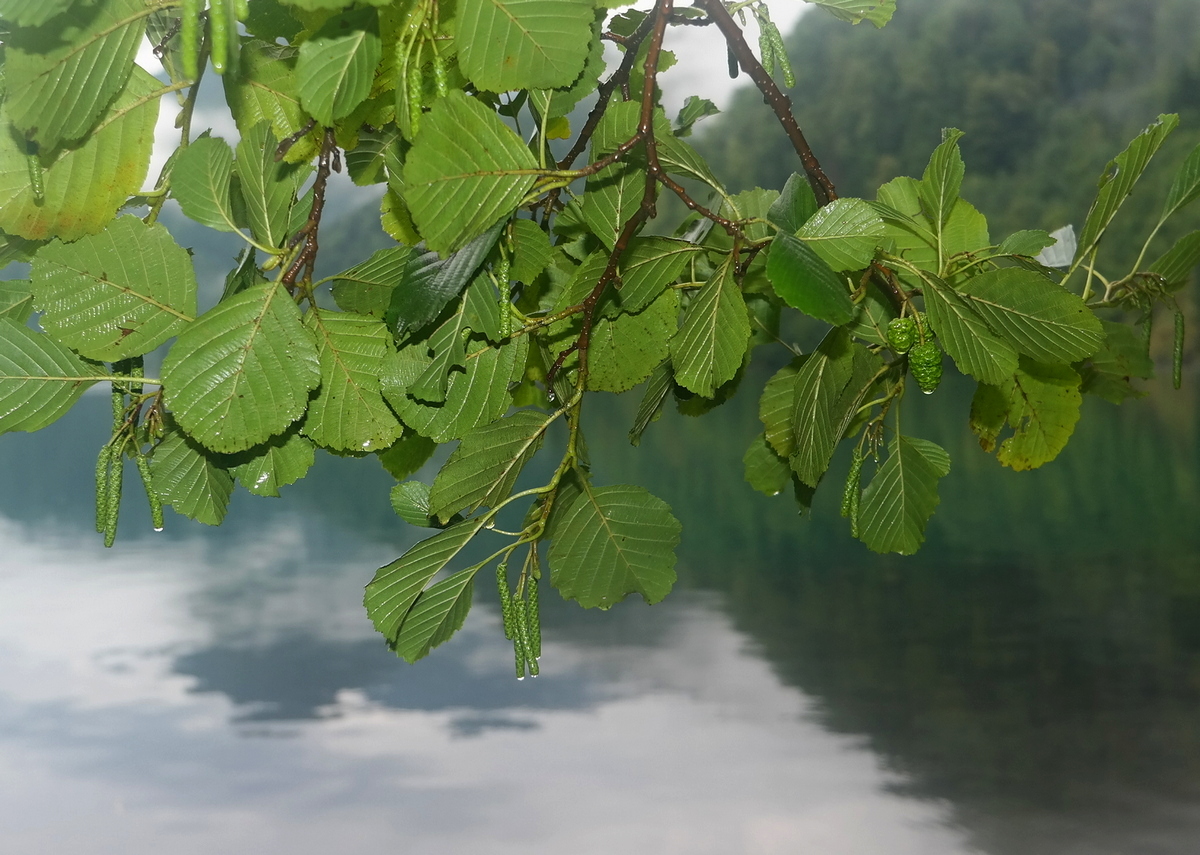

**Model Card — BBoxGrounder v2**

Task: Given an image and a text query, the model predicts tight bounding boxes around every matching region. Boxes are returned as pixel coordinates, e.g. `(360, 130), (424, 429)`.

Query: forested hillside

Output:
(701, 0), (1200, 270)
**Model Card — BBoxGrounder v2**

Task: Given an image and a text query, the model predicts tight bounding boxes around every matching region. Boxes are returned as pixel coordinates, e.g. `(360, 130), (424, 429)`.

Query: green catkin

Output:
(757, 29), (775, 79)
(181, 0), (200, 80)
(1174, 309), (1185, 390)
(95, 445), (113, 533)
(209, 0), (229, 75)
(526, 575), (541, 661)
(1143, 314), (1154, 357)
(104, 448), (123, 548)
(26, 148), (44, 202)
(840, 448), (865, 520)
(432, 50), (448, 98)
(234, 0), (249, 20)
(514, 593), (537, 678)
(135, 453), (164, 532)
(497, 561), (515, 640)
(766, 21), (795, 88)
(496, 253), (513, 337)
(406, 67), (423, 136)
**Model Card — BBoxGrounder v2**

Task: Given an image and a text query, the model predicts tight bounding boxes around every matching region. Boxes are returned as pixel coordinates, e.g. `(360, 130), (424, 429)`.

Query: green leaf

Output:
(403, 91), (540, 254)
(921, 274), (1018, 384)
(628, 359), (672, 447)
(744, 433), (791, 497)
(430, 410), (553, 523)
(391, 568), (476, 663)
(617, 238), (694, 315)
(919, 128), (965, 231)
(547, 483), (681, 609)
(671, 258), (750, 396)
(582, 163), (643, 251)
(463, 274), (505, 343)
(858, 435), (949, 555)
(959, 268), (1104, 364)
(378, 431), (438, 481)
(759, 358), (802, 458)
(4, 0), (145, 150)
(364, 517), (489, 643)
(789, 329), (855, 486)
(1161, 141), (1200, 224)
(0, 65), (159, 241)
(795, 198), (886, 271)
(390, 480), (435, 526)
(0, 318), (100, 434)
(172, 136), (240, 234)
(588, 289), (679, 393)
(161, 283), (320, 454)
(510, 218), (554, 283)
(150, 429), (235, 526)
(295, 8), (382, 126)
(970, 359), (1083, 471)
(30, 216), (196, 361)
(1076, 114), (1179, 265)
(382, 334), (528, 442)
(457, 0), (593, 92)
(224, 41), (319, 164)
(408, 310), (471, 403)
(0, 0), (75, 27)
(331, 246), (413, 317)
(1150, 231), (1200, 287)
(237, 123), (311, 249)
(767, 173), (819, 233)
(998, 230), (1056, 258)
(0, 280), (33, 323)
(228, 430), (315, 497)
(674, 96), (720, 137)
(389, 224), (503, 338)
(302, 311), (403, 453)
(808, 0), (896, 27)
(766, 232), (855, 325)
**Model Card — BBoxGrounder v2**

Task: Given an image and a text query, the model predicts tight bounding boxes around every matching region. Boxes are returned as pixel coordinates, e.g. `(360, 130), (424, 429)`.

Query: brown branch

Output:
(282, 128), (337, 290)
(695, 0), (837, 206)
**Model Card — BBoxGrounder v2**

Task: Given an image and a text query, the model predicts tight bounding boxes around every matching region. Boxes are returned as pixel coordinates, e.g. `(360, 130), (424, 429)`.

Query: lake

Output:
(1, 369), (1198, 855)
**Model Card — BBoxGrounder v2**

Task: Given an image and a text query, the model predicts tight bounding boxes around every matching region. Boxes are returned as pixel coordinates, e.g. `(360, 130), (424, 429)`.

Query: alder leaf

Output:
(970, 359), (1083, 471)
(30, 216), (196, 361)
(919, 128), (966, 231)
(744, 433), (791, 497)
(391, 568), (476, 663)
(759, 358), (803, 458)
(0, 318), (100, 434)
(0, 66), (158, 241)
(795, 198), (885, 271)
(959, 268), (1104, 364)
(1150, 231), (1200, 287)
(403, 91), (540, 254)
(379, 431), (438, 481)
(767, 173), (819, 233)
(588, 289), (680, 393)
(0, 280), (33, 323)
(582, 163), (643, 251)
(172, 136), (240, 234)
(429, 410), (553, 523)
(0, 0), (75, 27)
(548, 484), (681, 609)
(224, 41), (319, 164)
(808, 0), (896, 27)
(4, 0), (144, 150)
(228, 431), (316, 498)
(391, 480), (435, 527)
(858, 435), (950, 555)
(389, 224), (503, 337)
(161, 283), (320, 454)
(766, 232), (855, 326)
(789, 329), (855, 487)
(921, 274), (1018, 384)
(364, 517), (490, 643)
(617, 238), (695, 315)
(331, 246), (414, 317)
(671, 258), (750, 396)
(457, 0), (593, 92)
(296, 8), (382, 126)
(150, 429), (235, 526)
(236, 123), (311, 249)
(302, 311), (403, 453)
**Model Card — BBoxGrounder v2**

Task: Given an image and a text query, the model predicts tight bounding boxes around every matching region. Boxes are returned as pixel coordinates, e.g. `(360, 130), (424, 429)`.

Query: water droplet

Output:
(254, 472), (270, 487)
(516, 675), (525, 681)
(153, 526), (164, 532)
(362, 440), (372, 449)
(530, 673), (538, 678)
(922, 389), (934, 395)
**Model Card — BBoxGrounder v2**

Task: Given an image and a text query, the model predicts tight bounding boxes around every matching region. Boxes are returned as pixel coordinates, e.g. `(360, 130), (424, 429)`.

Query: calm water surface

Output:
(1, 380), (1198, 854)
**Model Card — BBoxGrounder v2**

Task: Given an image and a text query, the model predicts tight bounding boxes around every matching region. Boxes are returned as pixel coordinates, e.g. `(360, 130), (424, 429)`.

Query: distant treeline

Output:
(699, 0), (1200, 270)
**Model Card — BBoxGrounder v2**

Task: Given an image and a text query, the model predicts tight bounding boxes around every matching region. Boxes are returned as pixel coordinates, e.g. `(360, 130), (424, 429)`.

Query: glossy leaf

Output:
(767, 173), (819, 233)
(1161, 141), (1200, 224)
(228, 431), (316, 497)
(391, 568), (476, 663)
(548, 484), (681, 609)
(430, 410), (553, 523)
(331, 246), (413, 318)
(30, 216), (196, 361)
(808, 0), (896, 27)
(1150, 231), (1200, 286)
(0, 66), (158, 241)
(389, 224), (503, 337)
(237, 123), (311, 249)
(378, 431), (438, 481)
(457, 0), (593, 92)
(796, 198), (885, 271)
(759, 358), (803, 458)
(671, 259), (750, 396)
(391, 480), (435, 527)
(364, 517), (490, 643)
(0, 318), (100, 434)
(858, 435), (950, 555)
(403, 91), (540, 254)
(766, 232), (855, 325)
(744, 433), (791, 497)
(150, 429), (235, 526)
(970, 359), (1082, 471)
(224, 41), (319, 164)
(617, 238), (695, 315)
(303, 311), (403, 453)
(789, 330), (855, 487)
(582, 163), (643, 251)
(922, 274), (1018, 384)
(960, 268), (1104, 364)
(588, 289), (679, 393)
(161, 283), (320, 454)
(172, 136), (240, 234)
(998, 230), (1056, 258)
(628, 359), (673, 447)
(296, 8), (382, 126)
(919, 128), (965, 231)
(5, 0), (144, 150)
(0, 0), (75, 27)
(0, 280), (33, 323)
